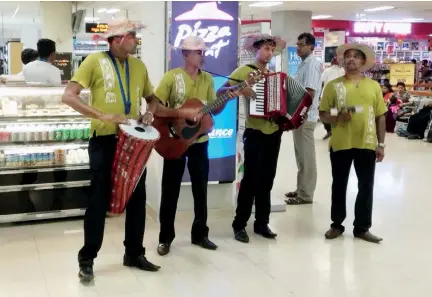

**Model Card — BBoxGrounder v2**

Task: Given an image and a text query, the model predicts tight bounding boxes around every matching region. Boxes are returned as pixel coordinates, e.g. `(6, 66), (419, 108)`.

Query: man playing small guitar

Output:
(154, 36), (241, 256)
(217, 34), (287, 243)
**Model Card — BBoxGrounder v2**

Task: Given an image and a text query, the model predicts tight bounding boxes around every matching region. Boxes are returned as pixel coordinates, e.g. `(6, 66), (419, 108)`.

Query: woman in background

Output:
(381, 82), (394, 103)
(386, 94), (402, 133)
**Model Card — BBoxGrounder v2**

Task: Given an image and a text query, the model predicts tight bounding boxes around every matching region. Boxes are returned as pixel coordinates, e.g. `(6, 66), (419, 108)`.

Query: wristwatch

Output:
(377, 143), (386, 148)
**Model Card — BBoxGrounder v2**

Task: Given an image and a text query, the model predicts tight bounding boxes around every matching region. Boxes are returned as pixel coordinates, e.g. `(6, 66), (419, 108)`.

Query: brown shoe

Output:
(354, 232), (383, 244)
(325, 228), (343, 239)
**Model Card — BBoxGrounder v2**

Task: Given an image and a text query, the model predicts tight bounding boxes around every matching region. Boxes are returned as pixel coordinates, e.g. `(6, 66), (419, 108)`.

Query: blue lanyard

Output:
(107, 51), (131, 115)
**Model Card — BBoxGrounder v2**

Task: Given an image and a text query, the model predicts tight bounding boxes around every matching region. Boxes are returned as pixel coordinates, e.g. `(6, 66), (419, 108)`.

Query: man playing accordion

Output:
(217, 34), (286, 243)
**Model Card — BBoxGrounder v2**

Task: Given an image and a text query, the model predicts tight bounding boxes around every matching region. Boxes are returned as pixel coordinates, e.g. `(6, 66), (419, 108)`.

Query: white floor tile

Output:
(0, 126), (431, 297)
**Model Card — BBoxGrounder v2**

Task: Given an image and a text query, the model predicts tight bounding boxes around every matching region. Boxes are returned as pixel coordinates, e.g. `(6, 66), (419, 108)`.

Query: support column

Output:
(271, 10), (312, 74)
(40, 1), (73, 53)
(20, 24), (40, 50)
(136, 1), (168, 221)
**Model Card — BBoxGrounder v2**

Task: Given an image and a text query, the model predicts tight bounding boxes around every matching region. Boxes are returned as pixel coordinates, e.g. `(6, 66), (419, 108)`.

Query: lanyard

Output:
(107, 51), (131, 115)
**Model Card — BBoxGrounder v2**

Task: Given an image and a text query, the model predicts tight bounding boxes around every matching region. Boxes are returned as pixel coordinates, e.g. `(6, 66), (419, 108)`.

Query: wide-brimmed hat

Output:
(242, 34), (286, 56)
(176, 36), (208, 51)
(336, 43), (376, 71)
(102, 18), (147, 39)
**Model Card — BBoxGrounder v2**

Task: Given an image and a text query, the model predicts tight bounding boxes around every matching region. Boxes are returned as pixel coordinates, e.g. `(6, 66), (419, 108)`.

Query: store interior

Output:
(0, 1), (431, 296)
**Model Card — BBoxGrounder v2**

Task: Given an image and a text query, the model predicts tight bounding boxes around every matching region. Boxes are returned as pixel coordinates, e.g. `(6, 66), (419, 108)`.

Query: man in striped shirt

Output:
(285, 33), (322, 205)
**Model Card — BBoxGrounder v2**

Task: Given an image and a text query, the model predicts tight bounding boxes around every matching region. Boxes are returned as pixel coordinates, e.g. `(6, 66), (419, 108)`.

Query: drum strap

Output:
(107, 51), (131, 115)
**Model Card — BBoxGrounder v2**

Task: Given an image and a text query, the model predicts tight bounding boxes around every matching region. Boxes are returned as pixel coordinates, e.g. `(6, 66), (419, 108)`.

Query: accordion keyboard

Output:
(250, 79), (265, 116)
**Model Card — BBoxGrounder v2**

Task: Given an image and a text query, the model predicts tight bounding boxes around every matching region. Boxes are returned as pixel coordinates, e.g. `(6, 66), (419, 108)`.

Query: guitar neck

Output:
(202, 81), (248, 115)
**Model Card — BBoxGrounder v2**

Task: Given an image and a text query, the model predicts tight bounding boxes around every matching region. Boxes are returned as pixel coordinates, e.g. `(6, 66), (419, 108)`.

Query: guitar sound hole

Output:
(135, 127), (145, 133)
(185, 119), (196, 126)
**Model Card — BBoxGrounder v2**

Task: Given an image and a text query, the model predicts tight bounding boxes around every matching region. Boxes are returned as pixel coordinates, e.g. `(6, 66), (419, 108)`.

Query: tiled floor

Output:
(1, 126), (431, 297)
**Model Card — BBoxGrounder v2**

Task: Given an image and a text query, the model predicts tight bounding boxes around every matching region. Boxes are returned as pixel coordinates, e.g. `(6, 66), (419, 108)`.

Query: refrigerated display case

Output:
(0, 85), (91, 223)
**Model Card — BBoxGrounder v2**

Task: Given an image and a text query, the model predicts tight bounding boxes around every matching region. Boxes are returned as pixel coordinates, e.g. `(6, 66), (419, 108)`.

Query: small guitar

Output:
(153, 70), (263, 160)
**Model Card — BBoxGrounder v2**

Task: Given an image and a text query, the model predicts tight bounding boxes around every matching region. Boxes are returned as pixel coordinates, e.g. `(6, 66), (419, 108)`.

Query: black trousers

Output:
(324, 123), (332, 133)
(159, 141), (209, 244)
(78, 135), (147, 266)
(233, 128), (282, 230)
(330, 148), (376, 234)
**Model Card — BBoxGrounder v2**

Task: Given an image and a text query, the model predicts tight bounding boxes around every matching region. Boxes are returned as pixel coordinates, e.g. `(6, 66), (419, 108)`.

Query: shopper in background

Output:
(381, 82), (393, 103)
(217, 34), (286, 243)
(285, 32), (322, 205)
(62, 19), (201, 283)
(22, 39), (61, 85)
(18, 48), (38, 76)
(319, 43), (386, 244)
(320, 56), (345, 140)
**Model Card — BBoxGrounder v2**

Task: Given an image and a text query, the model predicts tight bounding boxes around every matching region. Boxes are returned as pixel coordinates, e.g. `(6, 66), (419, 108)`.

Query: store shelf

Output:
(0, 208), (86, 224)
(0, 141), (88, 150)
(0, 164), (89, 175)
(0, 180), (90, 193)
(0, 114), (86, 121)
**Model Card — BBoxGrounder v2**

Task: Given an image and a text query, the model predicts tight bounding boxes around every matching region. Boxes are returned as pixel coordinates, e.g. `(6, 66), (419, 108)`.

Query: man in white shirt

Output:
(23, 39), (61, 85)
(320, 57), (345, 140)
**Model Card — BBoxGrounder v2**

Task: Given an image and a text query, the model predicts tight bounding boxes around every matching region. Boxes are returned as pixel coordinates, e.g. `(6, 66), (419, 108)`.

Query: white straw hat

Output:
(336, 43), (376, 71)
(177, 36), (208, 51)
(242, 34), (286, 57)
(102, 18), (147, 39)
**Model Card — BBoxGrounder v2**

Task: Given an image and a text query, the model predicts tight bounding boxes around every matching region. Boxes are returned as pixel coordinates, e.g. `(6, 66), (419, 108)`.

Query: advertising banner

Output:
(287, 46), (302, 77)
(170, 1), (239, 183)
(389, 63), (415, 86)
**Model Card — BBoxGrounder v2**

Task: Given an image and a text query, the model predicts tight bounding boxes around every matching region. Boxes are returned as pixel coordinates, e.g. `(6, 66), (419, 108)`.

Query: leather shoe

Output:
(78, 265), (94, 282)
(325, 227), (343, 239)
(254, 225), (277, 239)
(234, 228), (249, 243)
(191, 237), (218, 250)
(354, 231), (383, 244)
(123, 254), (161, 271)
(157, 243), (170, 256)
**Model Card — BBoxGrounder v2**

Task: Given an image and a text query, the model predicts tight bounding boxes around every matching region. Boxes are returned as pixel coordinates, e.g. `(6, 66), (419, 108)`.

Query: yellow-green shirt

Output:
(155, 67), (216, 142)
(71, 52), (153, 137)
(228, 64), (279, 135)
(319, 76), (387, 152)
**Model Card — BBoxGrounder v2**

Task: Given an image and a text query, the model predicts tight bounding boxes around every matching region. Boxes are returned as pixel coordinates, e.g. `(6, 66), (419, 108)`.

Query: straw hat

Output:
(102, 18), (147, 39)
(177, 36), (208, 51)
(336, 43), (376, 71)
(242, 34), (286, 56)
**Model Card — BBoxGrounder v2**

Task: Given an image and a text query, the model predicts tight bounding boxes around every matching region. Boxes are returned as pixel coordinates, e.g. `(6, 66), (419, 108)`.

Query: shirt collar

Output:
(300, 54), (314, 65)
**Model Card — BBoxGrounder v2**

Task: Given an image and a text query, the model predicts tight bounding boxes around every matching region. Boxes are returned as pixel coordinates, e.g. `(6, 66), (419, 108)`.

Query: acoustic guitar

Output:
(153, 70), (263, 160)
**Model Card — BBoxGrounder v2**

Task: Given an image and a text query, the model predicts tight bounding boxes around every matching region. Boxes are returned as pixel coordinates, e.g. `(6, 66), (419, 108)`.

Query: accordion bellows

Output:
(249, 72), (313, 131)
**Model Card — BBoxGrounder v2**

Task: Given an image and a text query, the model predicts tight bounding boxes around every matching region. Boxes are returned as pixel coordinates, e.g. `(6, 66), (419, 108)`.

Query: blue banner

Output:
(287, 46), (302, 77)
(170, 1), (239, 183)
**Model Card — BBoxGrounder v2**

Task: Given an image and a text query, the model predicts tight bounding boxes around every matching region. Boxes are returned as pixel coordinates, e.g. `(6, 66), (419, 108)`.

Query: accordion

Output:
(249, 72), (313, 131)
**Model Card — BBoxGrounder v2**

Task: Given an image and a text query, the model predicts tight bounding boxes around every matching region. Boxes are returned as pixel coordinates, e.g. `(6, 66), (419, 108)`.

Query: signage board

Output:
(170, 1), (239, 183)
(85, 23), (108, 34)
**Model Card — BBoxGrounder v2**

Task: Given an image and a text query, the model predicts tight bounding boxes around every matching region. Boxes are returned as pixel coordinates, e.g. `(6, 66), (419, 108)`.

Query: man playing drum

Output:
(62, 19), (200, 282)
(155, 36), (240, 256)
(217, 34), (286, 243)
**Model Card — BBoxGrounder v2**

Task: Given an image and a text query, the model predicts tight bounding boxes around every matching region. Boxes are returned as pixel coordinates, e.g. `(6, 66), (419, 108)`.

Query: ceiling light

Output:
(312, 15), (332, 20)
(84, 17), (100, 22)
(105, 8), (120, 14)
(364, 6), (394, 12)
(12, 5), (19, 18)
(403, 18), (424, 22)
(96, 8), (107, 13)
(248, 2), (283, 7)
(356, 13), (366, 17)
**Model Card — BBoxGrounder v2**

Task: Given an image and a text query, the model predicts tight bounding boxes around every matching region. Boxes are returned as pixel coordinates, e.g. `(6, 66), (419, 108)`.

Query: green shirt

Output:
(228, 64), (279, 135)
(319, 76), (387, 152)
(155, 67), (216, 142)
(71, 52), (154, 137)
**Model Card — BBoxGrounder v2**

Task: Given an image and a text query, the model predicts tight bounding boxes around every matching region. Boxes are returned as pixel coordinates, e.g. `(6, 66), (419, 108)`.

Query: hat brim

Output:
(101, 22), (147, 39)
(242, 34), (286, 57)
(175, 45), (209, 51)
(336, 43), (376, 71)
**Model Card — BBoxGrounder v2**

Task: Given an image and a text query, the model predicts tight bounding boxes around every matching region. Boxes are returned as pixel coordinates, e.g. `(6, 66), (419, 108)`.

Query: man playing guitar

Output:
(155, 36), (240, 256)
(217, 34), (286, 243)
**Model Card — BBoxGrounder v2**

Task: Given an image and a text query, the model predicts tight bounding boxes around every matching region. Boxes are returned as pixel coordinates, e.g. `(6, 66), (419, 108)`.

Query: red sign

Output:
(353, 22), (411, 35)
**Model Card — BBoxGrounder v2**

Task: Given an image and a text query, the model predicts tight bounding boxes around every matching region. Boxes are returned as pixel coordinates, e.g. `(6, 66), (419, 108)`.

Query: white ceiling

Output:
(0, 1), (431, 29)
(241, 1), (432, 22)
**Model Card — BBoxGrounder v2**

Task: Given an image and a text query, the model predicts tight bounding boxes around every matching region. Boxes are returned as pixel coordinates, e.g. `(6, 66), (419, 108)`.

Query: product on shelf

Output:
(0, 123), (90, 143)
(0, 146), (89, 168)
